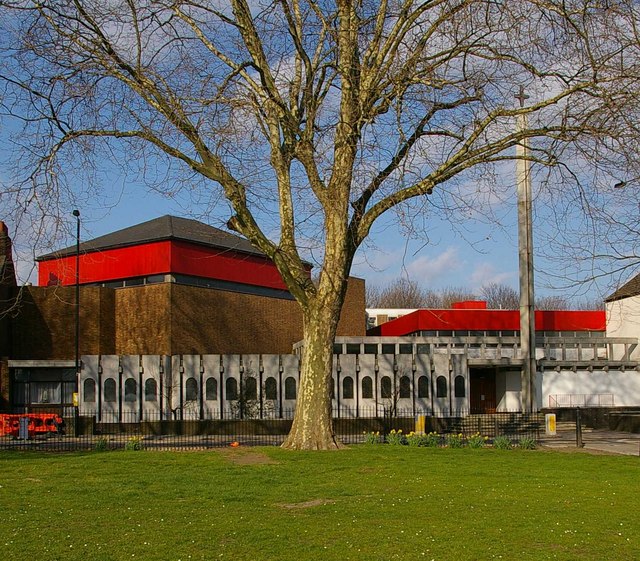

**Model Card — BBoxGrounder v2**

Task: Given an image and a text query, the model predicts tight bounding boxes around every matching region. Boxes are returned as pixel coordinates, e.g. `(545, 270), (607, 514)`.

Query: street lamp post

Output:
(73, 210), (80, 377)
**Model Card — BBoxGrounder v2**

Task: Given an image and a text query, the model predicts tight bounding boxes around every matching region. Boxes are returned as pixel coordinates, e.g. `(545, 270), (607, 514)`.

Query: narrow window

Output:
(342, 376), (354, 399)
(104, 378), (116, 403)
(145, 378), (158, 402)
(124, 378), (137, 402)
(205, 378), (217, 401)
(185, 377), (198, 401)
(226, 378), (238, 400)
(417, 376), (429, 398)
(244, 376), (257, 400)
(399, 375), (411, 398)
(83, 379), (96, 403)
(454, 375), (466, 398)
(264, 377), (277, 400)
(284, 377), (296, 400)
(361, 376), (373, 399)
(436, 376), (447, 398)
(381, 376), (392, 399)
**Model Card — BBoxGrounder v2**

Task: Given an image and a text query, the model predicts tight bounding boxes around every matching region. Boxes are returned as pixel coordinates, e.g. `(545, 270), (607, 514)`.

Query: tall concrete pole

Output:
(515, 86), (536, 413)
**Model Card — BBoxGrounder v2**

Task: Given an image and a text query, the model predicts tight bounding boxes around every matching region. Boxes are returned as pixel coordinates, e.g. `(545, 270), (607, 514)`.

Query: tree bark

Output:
(281, 290), (347, 450)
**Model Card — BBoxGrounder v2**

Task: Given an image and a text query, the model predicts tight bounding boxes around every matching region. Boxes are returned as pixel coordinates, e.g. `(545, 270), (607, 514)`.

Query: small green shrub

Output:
(94, 436), (109, 452)
(406, 432), (429, 447)
(386, 429), (406, 446)
(424, 432), (441, 448)
(124, 436), (144, 451)
(493, 436), (512, 450)
(467, 432), (488, 449)
(445, 433), (465, 449)
(363, 431), (382, 445)
(518, 436), (537, 450)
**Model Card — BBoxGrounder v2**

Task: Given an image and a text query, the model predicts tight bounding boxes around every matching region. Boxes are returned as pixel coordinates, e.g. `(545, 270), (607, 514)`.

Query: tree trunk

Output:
(281, 294), (346, 450)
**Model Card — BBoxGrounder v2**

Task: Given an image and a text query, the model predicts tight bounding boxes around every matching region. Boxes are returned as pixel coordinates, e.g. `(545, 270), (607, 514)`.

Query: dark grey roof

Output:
(37, 215), (267, 261)
(605, 272), (640, 302)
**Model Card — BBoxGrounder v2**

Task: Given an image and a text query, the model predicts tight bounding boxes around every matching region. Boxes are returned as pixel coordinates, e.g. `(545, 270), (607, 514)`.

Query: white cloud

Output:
(404, 247), (463, 284)
(468, 262), (515, 289)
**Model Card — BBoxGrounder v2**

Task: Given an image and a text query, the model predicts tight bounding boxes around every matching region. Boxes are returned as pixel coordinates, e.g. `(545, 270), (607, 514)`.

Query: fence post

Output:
(576, 406), (584, 448)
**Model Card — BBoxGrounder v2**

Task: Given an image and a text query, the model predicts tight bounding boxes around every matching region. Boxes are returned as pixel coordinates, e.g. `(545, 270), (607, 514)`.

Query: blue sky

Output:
(3, 166), (543, 300)
(0, 126), (618, 305)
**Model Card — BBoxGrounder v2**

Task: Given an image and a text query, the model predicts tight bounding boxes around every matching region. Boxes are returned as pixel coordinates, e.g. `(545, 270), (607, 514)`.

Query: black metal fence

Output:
(0, 408), (543, 452)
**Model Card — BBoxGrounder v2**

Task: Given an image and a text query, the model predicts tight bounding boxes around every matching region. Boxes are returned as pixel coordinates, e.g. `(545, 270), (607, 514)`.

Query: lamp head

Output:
(72, 209), (80, 217)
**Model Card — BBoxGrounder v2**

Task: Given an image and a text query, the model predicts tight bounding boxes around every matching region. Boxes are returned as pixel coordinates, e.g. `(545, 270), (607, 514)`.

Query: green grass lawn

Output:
(0, 446), (638, 561)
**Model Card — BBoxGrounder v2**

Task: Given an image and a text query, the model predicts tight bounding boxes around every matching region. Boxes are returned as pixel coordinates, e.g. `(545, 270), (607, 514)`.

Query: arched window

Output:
(284, 377), (296, 400)
(342, 376), (354, 399)
(145, 378), (157, 402)
(265, 377), (277, 400)
(436, 376), (447, 398)
(185, 377), (198, 401)
(454, 375), (466, 398)
(361, 376), (373, 399)
(103, 378), (116, 403)
(83, 379), (96, 403)
(244, 376), (257, 400)
(226, 378), (238, 400)
(124, 378), (137, 402)
(399, 375), (411, 398)
(381, 376), (392, 399)
(205, 378), (217, 401)
(417, 376), (429, 398)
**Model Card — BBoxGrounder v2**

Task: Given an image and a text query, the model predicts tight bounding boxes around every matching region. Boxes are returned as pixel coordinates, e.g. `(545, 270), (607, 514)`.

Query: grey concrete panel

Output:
(99, 355), (120, 422)
(414, 354), (431, 412)
(141, 355), (162, 417)
(432, 353), (450, 416)
(202, 355), (222, 419)
(358, 354), (376, 413)
(281, 354), (299, 411)
(451, 354), (468, 411)
(221, 355), (241, 418)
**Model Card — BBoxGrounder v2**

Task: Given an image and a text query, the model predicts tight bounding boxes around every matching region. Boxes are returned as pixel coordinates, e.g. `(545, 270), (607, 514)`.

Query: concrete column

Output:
(516, 97), (536, 413)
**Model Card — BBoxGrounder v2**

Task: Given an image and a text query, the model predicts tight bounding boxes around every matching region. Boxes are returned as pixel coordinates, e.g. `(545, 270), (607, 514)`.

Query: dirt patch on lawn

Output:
(216, 448), (278, 465)
(277, 498), (335, 510)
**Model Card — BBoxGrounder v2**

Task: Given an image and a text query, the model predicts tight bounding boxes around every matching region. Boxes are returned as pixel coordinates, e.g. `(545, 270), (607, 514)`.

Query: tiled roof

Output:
(37, 215), (266, 261)
(605, 272), (640, 302)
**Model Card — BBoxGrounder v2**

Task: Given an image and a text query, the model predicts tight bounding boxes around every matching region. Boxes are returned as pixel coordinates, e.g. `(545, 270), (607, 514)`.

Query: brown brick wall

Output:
(169, 284), (304, 354)
(0, 359), (9, 408)
(339, 277), (366, 337)
(6, 277), (366, 359)
(9, 285), (115, 359)
(168, 277), (366, 355)
(115, 284), (172, 355)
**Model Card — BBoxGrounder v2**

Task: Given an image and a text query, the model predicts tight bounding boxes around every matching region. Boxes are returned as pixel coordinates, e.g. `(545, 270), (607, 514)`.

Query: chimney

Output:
(0, 221), (17, 287)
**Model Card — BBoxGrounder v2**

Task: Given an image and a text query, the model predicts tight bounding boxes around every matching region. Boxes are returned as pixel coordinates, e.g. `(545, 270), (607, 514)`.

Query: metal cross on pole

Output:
(515, 84), (530, 108)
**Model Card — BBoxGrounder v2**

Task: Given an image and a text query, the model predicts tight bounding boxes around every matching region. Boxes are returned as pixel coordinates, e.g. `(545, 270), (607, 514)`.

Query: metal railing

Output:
(548, 394), (615, 408)
(0, 407), (544, 452)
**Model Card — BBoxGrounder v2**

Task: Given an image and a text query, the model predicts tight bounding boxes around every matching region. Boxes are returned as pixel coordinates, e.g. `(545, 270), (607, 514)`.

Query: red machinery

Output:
(0, 413), (64, 438)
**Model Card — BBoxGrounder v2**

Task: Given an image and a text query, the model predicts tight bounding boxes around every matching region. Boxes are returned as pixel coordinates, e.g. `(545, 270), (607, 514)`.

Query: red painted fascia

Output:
(38, 241), (173, 286)
(37, 239), (300, 291)
(169, 240), (289, 290)
(369, 308), (606, 336)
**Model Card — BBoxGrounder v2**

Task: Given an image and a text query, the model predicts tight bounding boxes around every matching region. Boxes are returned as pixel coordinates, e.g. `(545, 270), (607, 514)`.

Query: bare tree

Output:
(479, 283), (519, 310)
(367, 278), (428, 308)
(0, 1), (632, 449)
(535, 295), (569, 311)
(434, 286), (478, 309)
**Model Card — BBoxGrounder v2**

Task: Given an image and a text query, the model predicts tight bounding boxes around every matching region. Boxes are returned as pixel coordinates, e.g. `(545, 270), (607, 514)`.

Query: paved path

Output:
(540, 429), (640, 456)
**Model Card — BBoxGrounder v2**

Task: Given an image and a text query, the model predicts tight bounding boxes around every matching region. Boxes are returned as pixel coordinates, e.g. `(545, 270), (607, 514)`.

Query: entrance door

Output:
(470, 369), (496, 414)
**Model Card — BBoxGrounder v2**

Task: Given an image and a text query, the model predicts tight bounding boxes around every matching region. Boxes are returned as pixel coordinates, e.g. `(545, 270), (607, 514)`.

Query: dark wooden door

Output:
(470, 370), (496, 414)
